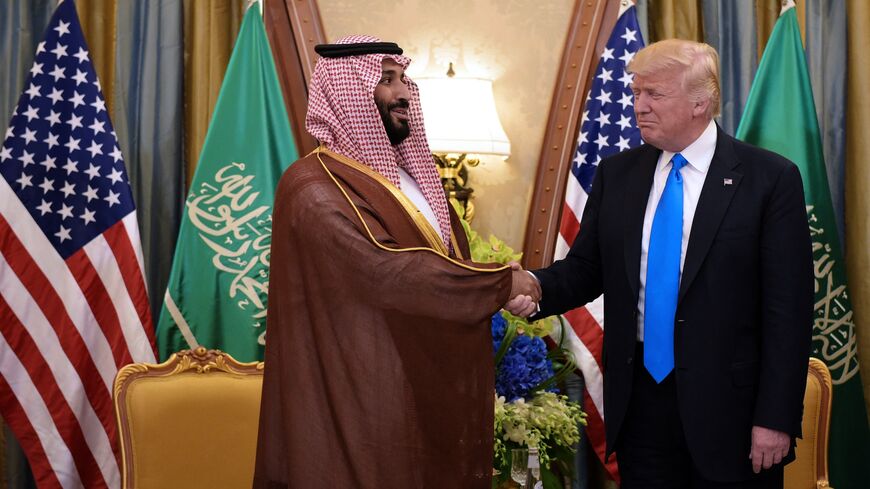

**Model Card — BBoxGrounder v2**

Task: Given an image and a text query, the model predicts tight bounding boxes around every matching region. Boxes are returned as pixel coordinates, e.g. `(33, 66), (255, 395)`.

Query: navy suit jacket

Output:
(533, 125), (813, 482)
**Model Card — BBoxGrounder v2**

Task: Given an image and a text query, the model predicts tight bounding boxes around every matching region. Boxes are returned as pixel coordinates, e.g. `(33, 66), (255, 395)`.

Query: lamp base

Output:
(433, 153), (479, 221)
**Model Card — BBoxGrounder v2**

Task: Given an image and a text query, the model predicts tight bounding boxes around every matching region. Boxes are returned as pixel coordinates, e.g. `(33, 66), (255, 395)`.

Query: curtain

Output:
(0, 0), (54, 141)
(846, 0), (870, 424)
(647, 0), (704, 42)
(182, 0), (243, 186)
(805, 0), (847, 243)
(75, 0), (116, 113)
(700, 0), (757, 135)
(113, 0), (185, 317)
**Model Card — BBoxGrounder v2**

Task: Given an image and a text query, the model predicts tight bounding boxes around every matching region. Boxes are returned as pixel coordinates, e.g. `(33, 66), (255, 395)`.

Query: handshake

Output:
(506, 261), (541, 318)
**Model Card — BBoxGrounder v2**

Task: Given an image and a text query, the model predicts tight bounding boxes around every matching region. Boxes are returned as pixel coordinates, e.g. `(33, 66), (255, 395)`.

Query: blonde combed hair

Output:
(628, 39), (721, 118)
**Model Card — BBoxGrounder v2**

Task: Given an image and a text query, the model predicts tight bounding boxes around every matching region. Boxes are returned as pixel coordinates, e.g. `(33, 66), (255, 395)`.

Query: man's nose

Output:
(633, 93), (648, 113)
(396, 79), (411, 101)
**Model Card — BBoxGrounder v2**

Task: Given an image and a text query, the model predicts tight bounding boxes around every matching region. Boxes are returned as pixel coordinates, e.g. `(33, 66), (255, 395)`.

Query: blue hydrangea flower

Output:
(491, 312), (556, 402)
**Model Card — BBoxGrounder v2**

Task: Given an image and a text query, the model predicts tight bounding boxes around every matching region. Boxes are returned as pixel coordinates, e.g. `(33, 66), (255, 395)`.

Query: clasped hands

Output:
(506, 261), (541, 318)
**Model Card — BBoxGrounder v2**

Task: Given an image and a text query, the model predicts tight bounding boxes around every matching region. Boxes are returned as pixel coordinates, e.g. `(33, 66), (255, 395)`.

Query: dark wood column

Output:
(264, 0), (327, 155)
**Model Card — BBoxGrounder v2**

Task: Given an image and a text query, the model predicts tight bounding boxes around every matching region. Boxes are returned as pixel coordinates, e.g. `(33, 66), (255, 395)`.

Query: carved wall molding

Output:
(521, 0), (621, 268)
(264, 0), (327, 155)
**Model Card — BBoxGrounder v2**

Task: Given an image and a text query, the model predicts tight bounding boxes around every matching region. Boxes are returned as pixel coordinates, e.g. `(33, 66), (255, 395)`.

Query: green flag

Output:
(156, 6), (298, 362)
(735, 5), (870, 488)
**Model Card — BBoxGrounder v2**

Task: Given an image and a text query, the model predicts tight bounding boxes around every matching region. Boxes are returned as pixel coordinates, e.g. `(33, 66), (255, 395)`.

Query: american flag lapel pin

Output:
(723, 178), (733, 186)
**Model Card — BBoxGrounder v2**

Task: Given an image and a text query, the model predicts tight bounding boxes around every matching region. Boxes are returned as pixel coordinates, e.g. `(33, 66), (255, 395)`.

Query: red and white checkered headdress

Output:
(306, 35), (451, 248)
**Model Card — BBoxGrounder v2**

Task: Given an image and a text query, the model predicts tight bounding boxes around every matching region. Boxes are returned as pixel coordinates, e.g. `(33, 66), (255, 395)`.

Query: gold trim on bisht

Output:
(313, 146), (508, 274)
(316, 146), (448, 254)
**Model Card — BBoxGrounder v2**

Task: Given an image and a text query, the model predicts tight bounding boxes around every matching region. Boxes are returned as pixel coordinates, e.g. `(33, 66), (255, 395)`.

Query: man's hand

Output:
(749, 426), (790, 473)
(505, 261), (541, 317)
(508, 261), (541, 302)
(504, 294), (537, 317)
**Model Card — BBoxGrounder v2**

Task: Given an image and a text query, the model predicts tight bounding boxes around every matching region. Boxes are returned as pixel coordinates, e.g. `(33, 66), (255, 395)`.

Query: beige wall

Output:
(319, 0), (575, 251)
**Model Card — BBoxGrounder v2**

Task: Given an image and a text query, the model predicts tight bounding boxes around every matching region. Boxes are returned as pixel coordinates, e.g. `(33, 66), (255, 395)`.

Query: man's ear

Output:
(693, 97), (711, 118)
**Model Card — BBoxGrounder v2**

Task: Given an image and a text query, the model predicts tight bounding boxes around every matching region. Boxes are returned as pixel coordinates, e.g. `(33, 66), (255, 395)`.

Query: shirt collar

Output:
(658, 119), (718, 174)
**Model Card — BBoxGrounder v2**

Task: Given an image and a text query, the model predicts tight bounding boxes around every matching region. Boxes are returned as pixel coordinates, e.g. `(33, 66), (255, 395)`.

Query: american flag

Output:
(0, 1), (156, 487)
(554, 3), (644, 481)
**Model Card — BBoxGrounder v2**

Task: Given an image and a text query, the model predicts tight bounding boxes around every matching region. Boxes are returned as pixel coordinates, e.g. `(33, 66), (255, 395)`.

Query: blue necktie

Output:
(644, 153), (688, 383)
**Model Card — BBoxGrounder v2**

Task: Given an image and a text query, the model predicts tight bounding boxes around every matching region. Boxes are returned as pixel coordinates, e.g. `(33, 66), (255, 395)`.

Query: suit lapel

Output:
(678, 128), (743, 302)
(623, 145), (659, 301)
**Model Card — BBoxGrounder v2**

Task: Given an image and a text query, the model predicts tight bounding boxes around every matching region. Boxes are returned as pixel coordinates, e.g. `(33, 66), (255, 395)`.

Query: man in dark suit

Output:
(508, 39), (813, 488)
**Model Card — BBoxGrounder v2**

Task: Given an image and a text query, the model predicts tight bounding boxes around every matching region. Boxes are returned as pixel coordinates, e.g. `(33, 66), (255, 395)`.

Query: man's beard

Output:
(377, 99), (411, 145)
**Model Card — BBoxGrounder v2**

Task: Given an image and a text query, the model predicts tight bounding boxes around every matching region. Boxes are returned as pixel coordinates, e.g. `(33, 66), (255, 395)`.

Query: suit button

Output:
(627, 356), (633, 365)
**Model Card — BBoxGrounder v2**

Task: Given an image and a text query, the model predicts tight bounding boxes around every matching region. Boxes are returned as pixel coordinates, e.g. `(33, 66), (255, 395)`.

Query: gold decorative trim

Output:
(807, 357), (833, 489)
(113, 348), (264, 489)
(314, 149), (509, 274)
(316, 146), (448, 254)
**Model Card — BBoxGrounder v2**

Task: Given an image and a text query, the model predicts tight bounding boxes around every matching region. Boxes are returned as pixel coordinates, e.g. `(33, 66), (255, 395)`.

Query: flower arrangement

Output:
(492, 311), (554, 402)
(453, 209), (586, 489)
(490, 311), (586, 488)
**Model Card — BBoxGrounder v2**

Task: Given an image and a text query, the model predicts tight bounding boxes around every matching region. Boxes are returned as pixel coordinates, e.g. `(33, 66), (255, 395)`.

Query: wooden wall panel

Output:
(264, 0), (326, 154)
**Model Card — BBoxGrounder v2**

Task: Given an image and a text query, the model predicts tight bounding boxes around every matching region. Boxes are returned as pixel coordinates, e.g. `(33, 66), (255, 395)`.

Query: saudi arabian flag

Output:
(735, 2), (870, 487)
(157, 6), (297, 362)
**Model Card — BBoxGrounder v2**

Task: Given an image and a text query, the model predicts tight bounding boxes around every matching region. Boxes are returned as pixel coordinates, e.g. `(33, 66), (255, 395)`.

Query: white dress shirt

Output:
(397, 167), (445, 244)
(636, 120), (717, 340)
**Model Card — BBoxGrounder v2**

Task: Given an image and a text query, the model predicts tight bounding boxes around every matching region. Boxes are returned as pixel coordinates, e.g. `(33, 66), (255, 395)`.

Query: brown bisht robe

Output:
(253, 148), (512, 488)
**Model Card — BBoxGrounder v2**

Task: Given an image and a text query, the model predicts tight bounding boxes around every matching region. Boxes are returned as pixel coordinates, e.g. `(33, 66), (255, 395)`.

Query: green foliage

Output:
(453, 201), (522, 265)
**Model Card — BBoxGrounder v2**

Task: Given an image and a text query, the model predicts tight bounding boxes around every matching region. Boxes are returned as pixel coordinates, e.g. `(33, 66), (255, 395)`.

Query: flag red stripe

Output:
(559, 202), (581, 246)
(562, 301), (610, 478)
(582, 387), (619, 482)
(66, 251), (130, 369)
(0, 215), (116, 441)
(103, 222), (156, 350)
(0, 373), (63, 489)
(0, 296), (107, 488)
(564, 307), (604, 371)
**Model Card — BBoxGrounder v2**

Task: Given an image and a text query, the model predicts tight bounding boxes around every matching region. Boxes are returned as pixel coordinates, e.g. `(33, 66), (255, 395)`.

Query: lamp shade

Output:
(415, 76), (511, 158)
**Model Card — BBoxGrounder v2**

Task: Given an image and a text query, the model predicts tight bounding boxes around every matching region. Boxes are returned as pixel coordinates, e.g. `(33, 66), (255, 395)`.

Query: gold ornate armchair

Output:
(113, 348), (264, 489)
(784, 358), (833, 489)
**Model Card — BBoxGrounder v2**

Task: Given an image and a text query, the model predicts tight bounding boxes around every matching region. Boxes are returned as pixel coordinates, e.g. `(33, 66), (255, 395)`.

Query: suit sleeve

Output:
(532, 161), (606, 318)
(753, 163), (814, 436)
